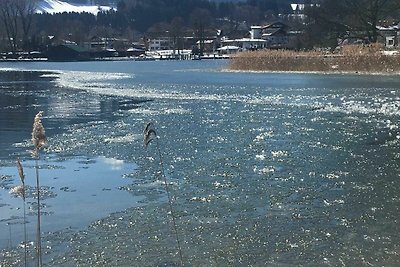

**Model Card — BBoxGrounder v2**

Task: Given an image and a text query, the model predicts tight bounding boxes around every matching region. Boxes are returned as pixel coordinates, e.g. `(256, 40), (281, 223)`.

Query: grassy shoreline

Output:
(228, 44), (400, 74)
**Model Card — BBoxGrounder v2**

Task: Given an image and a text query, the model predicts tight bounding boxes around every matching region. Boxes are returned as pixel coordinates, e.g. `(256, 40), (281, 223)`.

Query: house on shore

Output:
(47, 42), (90, 61)
(221, 22), (299, 51)
(377, 23), (400, 48)
(148, 37), (172, 51)
(260, 22), (292, 48)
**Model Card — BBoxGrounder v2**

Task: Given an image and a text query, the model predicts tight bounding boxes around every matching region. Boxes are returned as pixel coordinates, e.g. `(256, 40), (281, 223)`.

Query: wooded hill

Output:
(0, 0), (399, 54)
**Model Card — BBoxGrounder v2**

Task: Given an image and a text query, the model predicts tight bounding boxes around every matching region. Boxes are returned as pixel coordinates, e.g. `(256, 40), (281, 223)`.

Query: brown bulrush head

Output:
(9, 185), (25, 198)
(32, 111), (46, 156)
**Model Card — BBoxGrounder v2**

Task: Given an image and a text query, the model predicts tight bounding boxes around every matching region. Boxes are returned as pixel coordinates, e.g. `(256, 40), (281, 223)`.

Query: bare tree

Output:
(344, 0), (400, 42)
(306, 0), (400, 47)
(0, 0), (37, 54)
(304, 0), (350, 48)
(169, 17), (184, 56)
(190, 8), (212, 56)
(232, 5), (261, 25)
(0, 0), (19, 54)
(16, 0), (37, 51)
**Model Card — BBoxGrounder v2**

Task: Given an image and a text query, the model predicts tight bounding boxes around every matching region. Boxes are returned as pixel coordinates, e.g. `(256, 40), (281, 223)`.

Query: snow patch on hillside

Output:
(37, 0), (114, 15)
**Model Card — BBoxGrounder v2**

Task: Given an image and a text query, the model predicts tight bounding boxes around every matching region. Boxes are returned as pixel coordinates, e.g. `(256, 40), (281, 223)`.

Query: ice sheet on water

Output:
(51, 69), (296, 107)
(0, 155), (143, 249)
(2, 64), (400, 266)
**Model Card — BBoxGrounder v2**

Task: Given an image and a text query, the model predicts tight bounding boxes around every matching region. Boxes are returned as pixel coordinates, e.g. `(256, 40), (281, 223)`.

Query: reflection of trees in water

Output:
(0, 71), (50, 124)
(0, 72), (44, 158)
(0, 70), (149, 159)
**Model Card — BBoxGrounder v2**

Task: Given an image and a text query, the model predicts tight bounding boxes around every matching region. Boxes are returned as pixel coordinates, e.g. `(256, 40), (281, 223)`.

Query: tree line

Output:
(304, 0), (400, 48)
(0, 0), (399, 55)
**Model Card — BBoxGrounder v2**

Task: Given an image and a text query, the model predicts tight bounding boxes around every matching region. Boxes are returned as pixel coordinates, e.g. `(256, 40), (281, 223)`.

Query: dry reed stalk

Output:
(144, 122), (184, 267)
(31, 111), (46, 267)
(16, 157), (28, 267)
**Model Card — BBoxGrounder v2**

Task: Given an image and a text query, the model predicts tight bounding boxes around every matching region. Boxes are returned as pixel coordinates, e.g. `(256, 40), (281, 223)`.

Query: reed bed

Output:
(229, 44), (400, 73)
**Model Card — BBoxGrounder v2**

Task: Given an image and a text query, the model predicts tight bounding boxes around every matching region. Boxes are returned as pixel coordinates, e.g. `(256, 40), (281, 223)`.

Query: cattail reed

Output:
(16, 157), (28, 267)
(9, 185), (25, 197)
(32, 111), (46, 156)
(144, 122), (184, 267)
(32, 111), (46, 267)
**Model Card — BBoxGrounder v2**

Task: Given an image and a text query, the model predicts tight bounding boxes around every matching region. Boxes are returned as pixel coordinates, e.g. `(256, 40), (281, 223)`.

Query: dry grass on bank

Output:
(229, 44), (400, 73)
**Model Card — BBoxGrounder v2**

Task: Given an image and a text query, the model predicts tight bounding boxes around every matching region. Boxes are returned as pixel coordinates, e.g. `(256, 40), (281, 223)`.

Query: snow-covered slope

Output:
(36, 0), (114, 15)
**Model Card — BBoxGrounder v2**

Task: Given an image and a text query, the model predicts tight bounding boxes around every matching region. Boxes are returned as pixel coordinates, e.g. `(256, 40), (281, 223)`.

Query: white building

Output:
(377, 24), (400, 48)
(148, 37), (171, 51)
(250, 26), (262, 39)
(221, 37), (266, 50)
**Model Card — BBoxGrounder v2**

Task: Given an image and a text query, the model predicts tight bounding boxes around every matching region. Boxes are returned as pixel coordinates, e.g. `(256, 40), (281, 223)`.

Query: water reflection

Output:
(0, 70), (149, 159)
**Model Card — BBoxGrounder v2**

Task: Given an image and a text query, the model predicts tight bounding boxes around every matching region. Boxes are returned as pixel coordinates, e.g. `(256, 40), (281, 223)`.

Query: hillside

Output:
(37, 0), (114, 15)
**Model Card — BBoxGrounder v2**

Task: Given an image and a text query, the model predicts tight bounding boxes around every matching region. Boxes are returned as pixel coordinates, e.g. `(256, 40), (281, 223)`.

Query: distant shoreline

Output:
(223, 68), (400, 76)
(0, 54), (229, 63)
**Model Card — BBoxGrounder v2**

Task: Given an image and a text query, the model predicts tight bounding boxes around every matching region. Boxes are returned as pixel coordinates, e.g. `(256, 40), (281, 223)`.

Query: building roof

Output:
(233, 38), (266, 43)
(62, 43), (88, 53)
(377, 24), (400, 31)
(262, 22), (288, 30)
(262, 28), (287, 37)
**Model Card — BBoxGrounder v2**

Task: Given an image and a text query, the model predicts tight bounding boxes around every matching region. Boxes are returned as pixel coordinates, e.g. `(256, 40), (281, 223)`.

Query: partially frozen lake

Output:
(1, 60), (399, 266)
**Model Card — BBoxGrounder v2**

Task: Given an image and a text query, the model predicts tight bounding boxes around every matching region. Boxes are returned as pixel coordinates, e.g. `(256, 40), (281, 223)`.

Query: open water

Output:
(0, 60), (399, 266)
